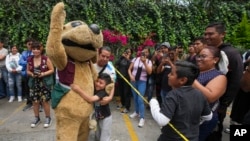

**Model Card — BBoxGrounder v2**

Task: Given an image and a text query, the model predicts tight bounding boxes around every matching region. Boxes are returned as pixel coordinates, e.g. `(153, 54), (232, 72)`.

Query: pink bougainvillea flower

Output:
(102, 30), (112, 40)
(143, 38), (155, 46)
(119, 35), (128, 45)
(103, 29), (112, 35)
(109, 36), (118, 43)
(109, 54), (115, 61)
(137, 45), (143, 52)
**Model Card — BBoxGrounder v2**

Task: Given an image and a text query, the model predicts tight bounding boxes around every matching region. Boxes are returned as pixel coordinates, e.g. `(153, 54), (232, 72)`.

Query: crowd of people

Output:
(115, 22), (249, 141)
(0, 21), (250, 141)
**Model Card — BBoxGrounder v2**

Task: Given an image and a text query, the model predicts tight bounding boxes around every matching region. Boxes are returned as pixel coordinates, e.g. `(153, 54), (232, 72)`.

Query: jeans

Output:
(131, 80), (147, 119)
(8, 72), (22, 97)
(0, 67), (9, 97)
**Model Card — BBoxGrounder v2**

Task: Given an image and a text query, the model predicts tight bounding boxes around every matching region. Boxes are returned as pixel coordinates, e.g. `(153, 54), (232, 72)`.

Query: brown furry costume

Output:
(46, 2), (103, 141)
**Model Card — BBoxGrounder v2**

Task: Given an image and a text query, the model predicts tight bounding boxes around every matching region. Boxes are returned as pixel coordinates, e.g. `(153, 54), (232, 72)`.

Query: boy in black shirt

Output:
(71, 73), (112, 141)
(150, 61), (212, 141)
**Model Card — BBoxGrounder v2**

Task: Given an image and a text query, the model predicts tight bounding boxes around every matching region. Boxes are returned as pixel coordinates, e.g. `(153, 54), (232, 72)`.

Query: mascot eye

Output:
(71, 21), (82, 27)
(89, 24), (100, 34)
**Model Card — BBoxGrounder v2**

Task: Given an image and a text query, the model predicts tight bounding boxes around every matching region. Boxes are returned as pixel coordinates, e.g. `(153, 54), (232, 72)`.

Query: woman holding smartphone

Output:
(128, 47), (152, 127)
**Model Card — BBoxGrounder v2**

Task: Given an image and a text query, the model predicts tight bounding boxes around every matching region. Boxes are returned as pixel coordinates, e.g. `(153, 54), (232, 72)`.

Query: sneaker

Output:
(129, 112), (138, 118)
(121, 108), (129, 113)
(44, 117), (52, 128)
(8, 96), (15, 103)
(31, 117), (41, 128)
(23, 104), (33, 111)
(224, 127), (230, 134)
(138, 118), (145, 127)
(18, 96), (22, 102)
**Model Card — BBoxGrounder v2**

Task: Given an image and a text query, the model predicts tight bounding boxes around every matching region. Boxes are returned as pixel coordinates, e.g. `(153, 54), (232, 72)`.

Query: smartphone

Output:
(141, 52), (145, 56)
(162, 53), (168, 58)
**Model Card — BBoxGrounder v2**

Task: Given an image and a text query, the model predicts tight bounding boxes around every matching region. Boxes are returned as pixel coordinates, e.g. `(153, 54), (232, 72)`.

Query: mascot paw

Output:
(89, 111), (97, 131)
(50, 2), (66, 29)
(105, 83), (114, 95)
(89, 119), (97, 131)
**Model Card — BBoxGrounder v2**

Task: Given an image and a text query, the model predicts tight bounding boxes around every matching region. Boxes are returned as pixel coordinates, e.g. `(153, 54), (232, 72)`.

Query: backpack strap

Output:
(99, 64), (107, 75)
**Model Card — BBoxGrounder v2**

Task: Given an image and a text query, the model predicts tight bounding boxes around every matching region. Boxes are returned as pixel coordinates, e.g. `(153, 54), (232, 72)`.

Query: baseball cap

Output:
(160, 42), (171, 48)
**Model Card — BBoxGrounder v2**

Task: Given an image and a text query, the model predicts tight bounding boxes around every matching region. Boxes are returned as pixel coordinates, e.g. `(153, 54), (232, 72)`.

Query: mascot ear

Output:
(105, 83), (114, 95)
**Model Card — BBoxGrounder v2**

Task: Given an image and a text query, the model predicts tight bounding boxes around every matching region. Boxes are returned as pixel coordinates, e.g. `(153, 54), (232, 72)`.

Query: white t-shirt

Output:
(0, 48), (8, 67)
(94, 61), (116, 82)
(5, 53), (22, 72)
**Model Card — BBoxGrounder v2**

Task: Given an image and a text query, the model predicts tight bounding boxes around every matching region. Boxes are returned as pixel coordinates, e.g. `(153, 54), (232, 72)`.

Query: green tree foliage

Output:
(0, 0), (249, 52)
(229, 12), (250, 50)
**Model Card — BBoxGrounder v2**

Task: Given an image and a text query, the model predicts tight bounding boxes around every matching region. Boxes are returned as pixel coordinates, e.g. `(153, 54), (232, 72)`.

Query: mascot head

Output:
(62, 20), (103, 63)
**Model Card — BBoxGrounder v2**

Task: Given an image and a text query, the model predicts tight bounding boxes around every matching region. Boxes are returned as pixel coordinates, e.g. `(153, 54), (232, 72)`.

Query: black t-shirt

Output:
(218, 43), (243, 107)
(94, 90), (111, 119)
(115, 56), (131, 79)
(159, 86), (211, 141)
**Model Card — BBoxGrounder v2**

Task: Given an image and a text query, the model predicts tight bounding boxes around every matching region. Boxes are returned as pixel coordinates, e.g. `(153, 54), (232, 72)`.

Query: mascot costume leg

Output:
(46, 2), (103, 141)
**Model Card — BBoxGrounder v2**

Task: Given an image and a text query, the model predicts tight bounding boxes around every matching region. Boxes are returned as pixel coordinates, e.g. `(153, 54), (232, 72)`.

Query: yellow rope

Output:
(114, 67), (189, 141)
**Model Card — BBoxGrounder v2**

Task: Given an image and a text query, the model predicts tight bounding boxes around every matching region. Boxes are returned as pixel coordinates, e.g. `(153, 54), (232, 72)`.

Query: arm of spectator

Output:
(156, 61), (165, 74)
(128, 62), (135, 82)
(16, 64), (23, 72)
(142, 57), (152, 75)
(5, 55), (12, 72)
(150, 99), (170, 127)
(0, 54), (6, 60)
(0, 49), (8, 60)
(193, 75), (227, 103)
(19, 52), (27, 66)
(0, 55), (5, 60)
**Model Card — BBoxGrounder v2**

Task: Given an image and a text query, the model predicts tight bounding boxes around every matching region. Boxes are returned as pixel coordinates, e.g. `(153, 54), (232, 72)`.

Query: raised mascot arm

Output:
(46, 2), (67, 70)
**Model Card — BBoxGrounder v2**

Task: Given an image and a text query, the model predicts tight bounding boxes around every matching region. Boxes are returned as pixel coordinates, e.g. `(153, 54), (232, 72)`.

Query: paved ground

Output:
(0, 97), (230, 141)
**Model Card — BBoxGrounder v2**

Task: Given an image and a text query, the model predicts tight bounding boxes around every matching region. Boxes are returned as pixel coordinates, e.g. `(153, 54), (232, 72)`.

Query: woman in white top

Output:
(5, 45), (23, 102)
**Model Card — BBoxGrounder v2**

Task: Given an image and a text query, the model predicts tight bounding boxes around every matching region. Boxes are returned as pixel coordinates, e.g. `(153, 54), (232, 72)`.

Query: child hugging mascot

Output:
(46, 2), (103, 141)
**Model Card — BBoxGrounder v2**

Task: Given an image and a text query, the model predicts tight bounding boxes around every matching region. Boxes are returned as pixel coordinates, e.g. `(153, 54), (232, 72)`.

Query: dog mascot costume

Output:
(46, 2), (103, 141)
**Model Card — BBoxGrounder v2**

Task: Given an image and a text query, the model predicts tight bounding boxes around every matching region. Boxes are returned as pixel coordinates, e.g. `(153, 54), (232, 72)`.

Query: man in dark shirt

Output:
(204, 22), (244, 140)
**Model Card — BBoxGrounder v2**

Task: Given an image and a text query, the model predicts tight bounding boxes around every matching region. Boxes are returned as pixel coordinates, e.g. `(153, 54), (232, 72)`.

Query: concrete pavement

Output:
(0, 97), (230, 141)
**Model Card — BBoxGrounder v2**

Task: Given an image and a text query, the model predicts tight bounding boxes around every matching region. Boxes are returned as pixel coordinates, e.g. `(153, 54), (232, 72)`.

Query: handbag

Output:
(135, 66), (142, 81)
